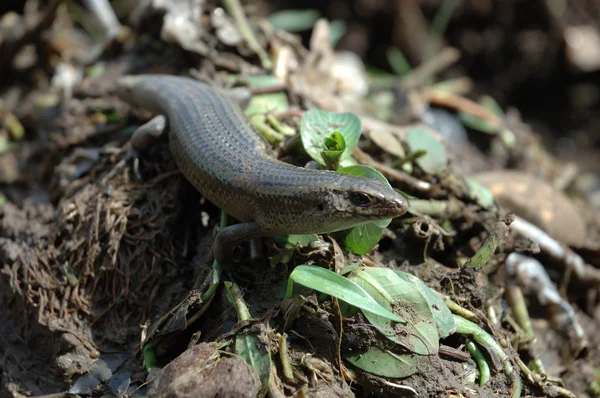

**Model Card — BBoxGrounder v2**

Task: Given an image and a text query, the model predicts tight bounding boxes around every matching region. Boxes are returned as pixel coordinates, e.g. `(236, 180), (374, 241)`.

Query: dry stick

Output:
(250, 84), (288, 95)
(352, 147), (432, 192)
(400, 47), (461, 90)
(423, 89), (502, 128)
(222, 0), (272, 70)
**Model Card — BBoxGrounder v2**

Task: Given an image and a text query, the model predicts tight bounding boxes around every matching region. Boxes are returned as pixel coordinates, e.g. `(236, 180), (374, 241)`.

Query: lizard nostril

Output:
(394, 197), (408, 213)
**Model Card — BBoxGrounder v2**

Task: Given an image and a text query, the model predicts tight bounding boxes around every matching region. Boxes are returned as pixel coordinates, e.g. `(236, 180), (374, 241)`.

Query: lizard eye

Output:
(349, 192), (372, 207)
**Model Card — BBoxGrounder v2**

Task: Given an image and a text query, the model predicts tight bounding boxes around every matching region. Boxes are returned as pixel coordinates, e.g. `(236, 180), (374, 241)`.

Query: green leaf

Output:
(33, 93), (60, 110)
(465, 177), (496, 210)
(345, 346), (418, 378)
(142, 341), (158, 372)
(287, 265), (404, 323)
(321, 131), (346, 170)
(386, 47), (412, 77)
(480, 95), (504, 117)
(269, 251), (292, 267)
(86, 63), (105, 79)
(336, 165), (395, 228)
(235, 334), (271, 390)
(351, 267), (439, 355)
(323, 131), (345, 151)
(393, 271), (455, 338)
(458, 95), (504, 135)
(406, 126), (448, 175)
(268, 9), (320, 32)
(269, 234), (320, 266)
(251, 114), (286, 145)
(343, 223), (383, 256)
(300, 109), (361, 168)
(244, 75), (289, 116)
(272, 234), (320, 248)
(225, 281), (272, 391)
(5, 113), (24, 140)
(339, 157), (358, 167)
(458, 111), (497, 134)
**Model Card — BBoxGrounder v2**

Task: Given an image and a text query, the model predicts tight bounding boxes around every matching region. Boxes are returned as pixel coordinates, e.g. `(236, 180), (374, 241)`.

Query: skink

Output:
(115, 74), (408, 263)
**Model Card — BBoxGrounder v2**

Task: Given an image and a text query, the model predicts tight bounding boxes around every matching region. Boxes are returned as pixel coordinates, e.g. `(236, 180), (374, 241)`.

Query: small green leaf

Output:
(393, 271), (455, 338)
(269, 234), (319, 266)
(235, 334), (271, 389)
(351, 267), (439, 355)
(268, 9), (320, 32)
(345, 346), (418, 378)
(142, 341), (158, 372)
(386, 47), (412, 77)
(300, 109), (361, 168)
(287, 265), (404, 323)
(458, 112), (497, 134)
(104, 110), (120, 123)
(269, 251), (292, 267)
(339, 157), (359, 167)
(480, 95), (504, 117)
(33, 93), (60, 110)
(465, 177), (496, 210)
(265, 114), (295, 136)
(323, 131), (345, 151)
(225, 281), (272, 390)
(406, 126), (448, 175)
(321, 131), (346, 170)
(458, 95), (504, 135)
(344, 223), (383, 256)
(273, 234), (320, 248)
(86, 63), (105, 79)
(251, 114), (286, 145)
(5, 113), (24, 140)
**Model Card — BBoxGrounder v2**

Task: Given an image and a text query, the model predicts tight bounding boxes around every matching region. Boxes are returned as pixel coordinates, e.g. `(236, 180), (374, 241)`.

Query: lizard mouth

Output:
(350, 197), (409, 219)
(375, 197), (409, 218)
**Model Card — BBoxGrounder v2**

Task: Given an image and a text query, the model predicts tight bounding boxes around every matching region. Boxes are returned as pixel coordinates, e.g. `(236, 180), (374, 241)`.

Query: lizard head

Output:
(253, 168), (409, 235)
(323, 176), (408, 223)
(285, 172), (410, 234)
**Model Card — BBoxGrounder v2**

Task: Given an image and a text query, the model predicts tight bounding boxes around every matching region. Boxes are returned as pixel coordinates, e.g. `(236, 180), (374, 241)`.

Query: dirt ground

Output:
(1, 1), (600, 397)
